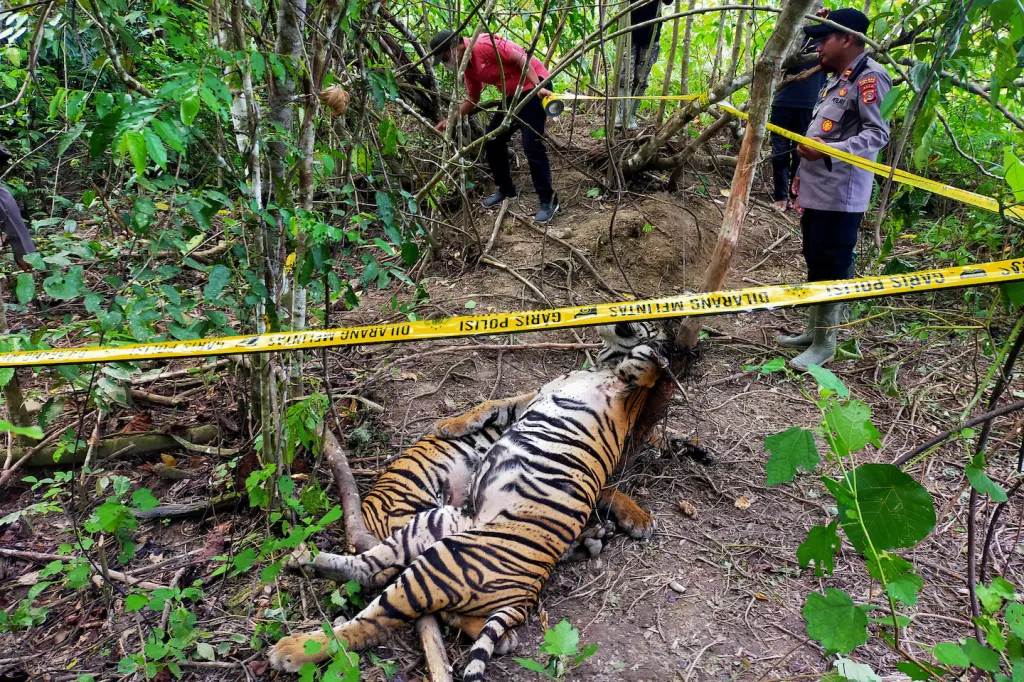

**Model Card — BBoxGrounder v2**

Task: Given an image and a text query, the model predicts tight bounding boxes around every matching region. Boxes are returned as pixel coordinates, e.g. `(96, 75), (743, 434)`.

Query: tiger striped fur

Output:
(269, 322), (665, 680)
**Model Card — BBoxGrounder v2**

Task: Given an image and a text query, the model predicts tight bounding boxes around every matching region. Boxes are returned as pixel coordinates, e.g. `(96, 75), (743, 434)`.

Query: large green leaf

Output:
(152, 118), (186, 154)
(1006, 602), (1024, 639)
(765, 427), (820, 485)
(797, 521), (841, 577)
(204, 264), (231, 302)
(879, 85), (906, 121)
(805, 364), (850, 398)
(180, 93), (200, 126)
(15, 273), (34, 304)
(828, 463), (936, 552)
(866, 551), (921, 606)
(962, 639), (1000, 672)
(822, 399), (881, 458)
(142, 127), (167, 170)
(932, 642), (969, 668)
(43, 266), (86, 301)
(539, 619), (580, 657)
(123, 131), (147, 178)
(803, 588), (869, 654)
(1006, 150), (1024, 203)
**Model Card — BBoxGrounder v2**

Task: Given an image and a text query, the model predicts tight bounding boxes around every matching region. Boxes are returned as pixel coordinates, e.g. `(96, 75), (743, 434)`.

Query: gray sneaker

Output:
(535, 194), (560, 224)
(482, 190), (515, 208)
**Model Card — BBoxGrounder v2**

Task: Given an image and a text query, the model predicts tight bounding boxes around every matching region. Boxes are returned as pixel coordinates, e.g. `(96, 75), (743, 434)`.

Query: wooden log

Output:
(20, 425), (221, 468)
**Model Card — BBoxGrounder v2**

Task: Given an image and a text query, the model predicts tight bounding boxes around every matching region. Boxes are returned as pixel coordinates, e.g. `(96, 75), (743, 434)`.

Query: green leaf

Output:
(58, 122), (87, 156)
(1003, 281), (1024, 308)
(43, 266), (86, 301)
(143, 128), (168, 170)
(977, 576), (1015, 613)
(966, 452), (1008, 502)
(963, 638), (1001, 672)
(1006, 150), (1024, 203)
(514, 658), (549, 673)
(123, 131), (148, 178)
(867, 551), (921, 606)
(131, 488), (159, 511)
(802, 588), (869, 654)
(152, 118), (186, 154)
(15, 273), (34, 305)
(400, 241), (419, 267)
(195, 642), (215, 661)
(765, 427), (820, 485)
(204, 264), (231, 302)
(144, 641), (169, 660)
(180, 93), (200, 126)
(798, 521), (841, 577)
(1006, 602), (1024, 639)
(540, 619), (580, 657)
(117, 657), (139, 674)
(231, 548), (256, 574)
(756, 357), (787, 374)
(125, 593), (149, 612)
(573, 643), (599, 665)
(0, 419), (44, 439)
(879, 84), (906, 121)
(896, 660), (941, 681)
(832, 463), (936, 552)
(805, 364), (850, 398)
(260, 561), (283, 583)
(317, 505), (343, 527)
(835, 657), (880, 682)
(822, 399), (881, 458)
(376, 192), (395, 229)
(303, 639), (322, 656)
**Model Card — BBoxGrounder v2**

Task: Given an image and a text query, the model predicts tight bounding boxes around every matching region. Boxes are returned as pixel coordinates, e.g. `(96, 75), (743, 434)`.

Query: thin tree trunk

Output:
(724, 9), (746, 83)
(543, 6), (571, 66)
(679, 0), (695, 95)
(677, 0), (815, 349)
(657, 0), (683, 125)
(710, 7), (726, 84)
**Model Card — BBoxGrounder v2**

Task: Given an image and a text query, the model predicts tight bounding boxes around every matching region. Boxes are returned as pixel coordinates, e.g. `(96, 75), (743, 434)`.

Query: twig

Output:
(0, 423), (65, 487)
(80, 412), (106, 480)
(980, 478), (1024, 581)
(89, 567), (166, 591)
(159, 567), (187, 631)
(481, 198), (509, 259)
(684, 639), (723, 682)
(131, 358), (232, 385)
(480, 256), (549, 303)
(318, 422), (377, 553)
(891, 400), (1024, 467)
(90, 180), (130, 235)
(130, 492), (241, 519)
(0, 547), (67, 563)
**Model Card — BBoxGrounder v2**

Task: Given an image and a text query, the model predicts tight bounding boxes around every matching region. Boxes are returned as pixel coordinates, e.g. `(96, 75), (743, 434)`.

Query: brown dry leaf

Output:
(539, 608), (548, 634)
(120, 412), (153, 434)
(397, 372), (418, 382)
(677, 500), (698, 518)
(318, 86), (350, 116)
(734, 495), (752, 510)
(754, 592), (769, 600)
(249, 660), (269, 676)
(160, 453), (177, 468)
(197, 531), (226, 562)
(719, 188), (731, 197)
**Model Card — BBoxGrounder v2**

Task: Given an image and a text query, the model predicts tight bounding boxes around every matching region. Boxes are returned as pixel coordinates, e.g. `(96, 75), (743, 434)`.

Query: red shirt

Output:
(462, 36), (550, 100)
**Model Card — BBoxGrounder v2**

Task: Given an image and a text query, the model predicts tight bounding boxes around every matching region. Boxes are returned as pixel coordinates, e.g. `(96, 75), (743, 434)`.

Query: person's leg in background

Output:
(787, 107), (813, 207)
(616, 42), (639, 128)
(768, 106), (794, 211)
(518, 97), (558, 223)
(628, 41), (660, 128)
(482, 106), (522, 208)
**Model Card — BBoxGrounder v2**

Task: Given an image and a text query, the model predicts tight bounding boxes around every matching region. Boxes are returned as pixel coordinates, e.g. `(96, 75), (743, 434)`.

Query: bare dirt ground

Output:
(1, 113), (1021, 682)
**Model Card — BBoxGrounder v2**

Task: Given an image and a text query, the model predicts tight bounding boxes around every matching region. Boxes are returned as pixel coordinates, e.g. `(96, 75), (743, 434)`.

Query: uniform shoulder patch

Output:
(821, 119), (835, 132)
(838, 86), (848, 97)
(858, 76), (878, 105)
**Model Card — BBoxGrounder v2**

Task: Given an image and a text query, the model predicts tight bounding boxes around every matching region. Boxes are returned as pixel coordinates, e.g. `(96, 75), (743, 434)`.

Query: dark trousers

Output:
(0, 185), (34, 261)
(485, 95), (553, 204)
(801, 208), (861, 281)
(769, 105), (813, 202)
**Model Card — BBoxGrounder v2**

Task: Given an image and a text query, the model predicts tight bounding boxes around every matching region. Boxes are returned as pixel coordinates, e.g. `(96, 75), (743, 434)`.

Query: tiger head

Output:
(595, 322), (667, 370)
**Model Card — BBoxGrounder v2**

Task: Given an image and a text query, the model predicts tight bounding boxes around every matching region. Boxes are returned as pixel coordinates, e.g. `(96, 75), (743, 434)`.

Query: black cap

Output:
(429, 30), (459, 65)
(803, 8), (870, 39)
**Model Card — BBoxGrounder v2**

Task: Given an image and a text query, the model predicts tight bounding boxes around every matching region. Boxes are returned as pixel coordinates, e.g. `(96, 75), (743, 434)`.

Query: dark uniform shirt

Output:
(773, 63), (827, 110)
(630, 0), (673, 49)
(797, 51), (891, 213)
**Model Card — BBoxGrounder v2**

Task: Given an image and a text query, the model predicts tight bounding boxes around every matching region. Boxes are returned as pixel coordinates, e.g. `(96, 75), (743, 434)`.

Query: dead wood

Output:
(15, 424), (221, 469)
(130, 492), (241, 519)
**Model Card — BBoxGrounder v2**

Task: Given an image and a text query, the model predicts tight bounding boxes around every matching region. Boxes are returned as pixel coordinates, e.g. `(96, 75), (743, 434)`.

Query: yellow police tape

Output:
(543, 91), (1023, 220)
(2, 258), (1023, 367)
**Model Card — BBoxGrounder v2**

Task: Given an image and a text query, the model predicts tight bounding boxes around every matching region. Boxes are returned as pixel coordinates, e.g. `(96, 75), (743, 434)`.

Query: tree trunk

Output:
(657, 0), (683, 125)
(677, 0), (816, 349)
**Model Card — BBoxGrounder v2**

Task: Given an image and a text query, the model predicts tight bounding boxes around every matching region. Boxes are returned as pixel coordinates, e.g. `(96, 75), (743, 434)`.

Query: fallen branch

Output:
(482, 199), (509, 259)
(130, 492), (241, 519)
(131, 358), (232, 386)
(0, 425), (74, 486)
(90, 568), (166, 591)
(15, 425), (221, 469)
(0, 547), (67, 563)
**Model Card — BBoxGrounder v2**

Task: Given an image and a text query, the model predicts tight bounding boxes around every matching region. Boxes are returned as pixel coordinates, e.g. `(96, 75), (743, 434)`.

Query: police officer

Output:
(779, 8), (890, 370)
(769, 46), (825, 212)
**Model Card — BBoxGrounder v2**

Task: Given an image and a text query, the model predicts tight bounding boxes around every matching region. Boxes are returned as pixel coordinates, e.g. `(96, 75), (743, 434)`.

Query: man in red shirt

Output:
(430, 31), (559, 223)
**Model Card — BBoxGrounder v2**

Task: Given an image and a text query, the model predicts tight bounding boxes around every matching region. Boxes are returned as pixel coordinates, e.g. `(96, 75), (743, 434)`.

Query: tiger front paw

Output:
(268, 633), (327, 672)
(615, 507), (657, 540)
